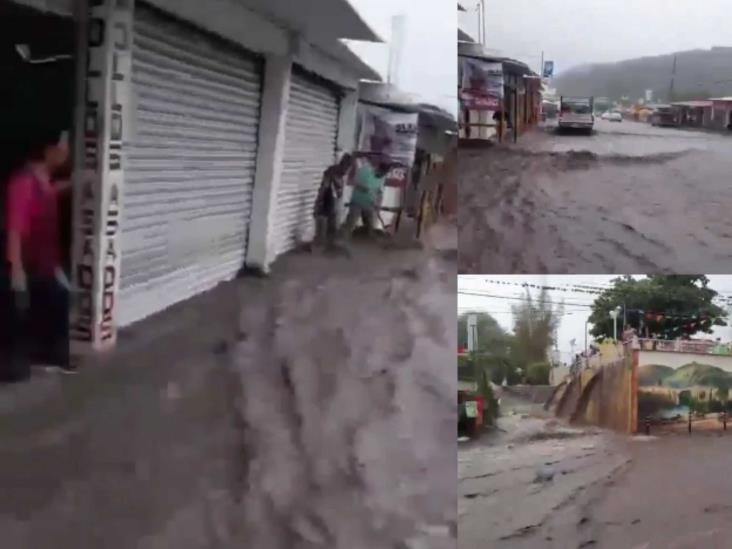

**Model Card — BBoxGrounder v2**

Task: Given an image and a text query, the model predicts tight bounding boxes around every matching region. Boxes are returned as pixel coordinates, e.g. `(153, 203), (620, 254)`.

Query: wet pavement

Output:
(459, 119), (732, 273)
(0, 222), (457, 549)
(459, 390), (732, 549)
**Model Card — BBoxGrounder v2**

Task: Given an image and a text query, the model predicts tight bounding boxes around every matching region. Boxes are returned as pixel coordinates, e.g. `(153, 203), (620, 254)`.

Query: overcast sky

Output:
(458, 275), (732, 365)
(458, 0), (732, 76)
(347, 0), (457, 115)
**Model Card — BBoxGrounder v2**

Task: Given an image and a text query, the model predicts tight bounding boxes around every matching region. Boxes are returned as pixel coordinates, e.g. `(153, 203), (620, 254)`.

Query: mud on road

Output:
(460, 389), (732, 549)
(228, 229), (458, 549)
(458, 123), (732, 273)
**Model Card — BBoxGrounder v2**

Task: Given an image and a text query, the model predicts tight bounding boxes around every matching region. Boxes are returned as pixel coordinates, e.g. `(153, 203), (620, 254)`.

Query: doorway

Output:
(0, 1), (77, 375)
(0, 1), (76, 267)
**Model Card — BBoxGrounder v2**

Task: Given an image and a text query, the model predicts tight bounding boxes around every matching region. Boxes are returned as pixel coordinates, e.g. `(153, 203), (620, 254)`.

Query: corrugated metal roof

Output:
(670, 100), (713, 108)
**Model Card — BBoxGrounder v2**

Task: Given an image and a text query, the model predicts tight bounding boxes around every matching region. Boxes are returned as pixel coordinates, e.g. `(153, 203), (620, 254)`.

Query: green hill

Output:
(555, 46), (732, 102)
(638, 364), (675, 387)
(664, 362), (732, 389)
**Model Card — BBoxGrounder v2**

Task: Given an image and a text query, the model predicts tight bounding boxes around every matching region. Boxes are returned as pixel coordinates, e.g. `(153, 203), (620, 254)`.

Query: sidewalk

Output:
(0, 221), (457, 548)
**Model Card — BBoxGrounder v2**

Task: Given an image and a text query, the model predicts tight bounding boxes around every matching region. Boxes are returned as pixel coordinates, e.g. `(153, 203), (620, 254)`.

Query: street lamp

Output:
(609, 306), (621, 342)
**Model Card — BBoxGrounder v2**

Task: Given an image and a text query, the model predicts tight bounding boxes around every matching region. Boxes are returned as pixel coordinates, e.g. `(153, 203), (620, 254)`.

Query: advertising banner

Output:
(459, 58), (503, 110)
(357, 106), (419, 167)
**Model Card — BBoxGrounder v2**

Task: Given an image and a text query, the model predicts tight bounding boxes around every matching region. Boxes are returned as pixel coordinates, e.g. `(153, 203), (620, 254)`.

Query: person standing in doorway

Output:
(313, 153), (353, 250)
(342, 156), (391, 240)
(5, 130), (75, 375)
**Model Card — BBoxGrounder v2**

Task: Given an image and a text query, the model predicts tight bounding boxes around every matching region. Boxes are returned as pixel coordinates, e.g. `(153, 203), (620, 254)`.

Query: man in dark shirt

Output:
(313, 153), (353, 249)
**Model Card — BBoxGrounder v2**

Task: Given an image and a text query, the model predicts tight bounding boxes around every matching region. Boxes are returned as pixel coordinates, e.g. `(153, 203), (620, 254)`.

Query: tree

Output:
(458, 312), (520, 386)
(511, 288), (564, 368)
(589, 275), (727, 341)
(458, 312), (512, 354)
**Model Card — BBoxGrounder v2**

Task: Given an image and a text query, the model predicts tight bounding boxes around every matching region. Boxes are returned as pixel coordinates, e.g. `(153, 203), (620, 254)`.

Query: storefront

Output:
(118, 3), (265, 326)
(273, 68), (341, 256)
(2, 0), (380, 357)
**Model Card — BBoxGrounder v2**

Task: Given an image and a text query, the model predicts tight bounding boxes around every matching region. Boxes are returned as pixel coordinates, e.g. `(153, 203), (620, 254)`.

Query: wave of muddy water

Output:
(459, 121), (732, 273)
(226, 230), (457, 549)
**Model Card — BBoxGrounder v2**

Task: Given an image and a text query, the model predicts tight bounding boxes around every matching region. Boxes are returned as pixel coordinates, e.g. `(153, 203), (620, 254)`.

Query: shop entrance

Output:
(1, 1), (76, 268)
(0, 1), (77, 377)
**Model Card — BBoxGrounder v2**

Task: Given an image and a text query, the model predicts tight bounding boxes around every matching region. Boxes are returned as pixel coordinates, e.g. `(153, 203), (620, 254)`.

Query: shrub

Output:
(526, 362), (551, 385)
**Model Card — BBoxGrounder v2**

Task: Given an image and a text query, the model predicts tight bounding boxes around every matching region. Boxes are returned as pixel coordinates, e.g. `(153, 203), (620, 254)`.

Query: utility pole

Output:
(540, 50), (545, 78)
(668, 55), (677, 103)
(480, 0), (486, 44)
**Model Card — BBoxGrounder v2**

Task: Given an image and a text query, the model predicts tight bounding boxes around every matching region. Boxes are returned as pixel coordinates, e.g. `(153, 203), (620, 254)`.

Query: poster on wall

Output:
(459, 58), (503, 110)
(357, 106), (419, 167)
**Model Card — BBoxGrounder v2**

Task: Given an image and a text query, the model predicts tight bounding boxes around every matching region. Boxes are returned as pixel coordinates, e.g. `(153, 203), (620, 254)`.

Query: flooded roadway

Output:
(459, 391), (732, 549)
(459, 120), (732, 273)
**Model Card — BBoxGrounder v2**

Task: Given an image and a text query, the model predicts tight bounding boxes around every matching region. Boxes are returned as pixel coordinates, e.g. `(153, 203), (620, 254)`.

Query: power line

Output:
(458, 290), (595, 308)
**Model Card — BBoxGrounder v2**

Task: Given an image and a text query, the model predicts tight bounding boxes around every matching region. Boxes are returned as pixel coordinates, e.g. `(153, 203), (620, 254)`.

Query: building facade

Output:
(4, 0), (381, 355)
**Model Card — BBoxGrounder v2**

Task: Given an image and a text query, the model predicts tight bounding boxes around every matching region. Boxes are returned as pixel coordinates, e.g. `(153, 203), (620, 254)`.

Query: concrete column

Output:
(336, 88), (358, 159)
(245, 54), (293, 273)
(69, 0), (133, 358)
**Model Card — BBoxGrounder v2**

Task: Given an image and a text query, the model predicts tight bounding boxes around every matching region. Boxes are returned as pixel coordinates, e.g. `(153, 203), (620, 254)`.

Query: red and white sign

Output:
(460, 58), (504, 111)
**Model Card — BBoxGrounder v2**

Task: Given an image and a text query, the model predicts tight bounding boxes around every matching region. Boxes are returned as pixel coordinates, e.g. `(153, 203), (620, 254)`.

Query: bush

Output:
(526, 362), (551, 385)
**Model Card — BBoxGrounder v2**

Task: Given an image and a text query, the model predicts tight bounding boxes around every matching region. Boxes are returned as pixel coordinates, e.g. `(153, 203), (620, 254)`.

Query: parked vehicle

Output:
(649, 106), (677, 127)
(608, 111), (623, 122)
(558, 96), (594, 133)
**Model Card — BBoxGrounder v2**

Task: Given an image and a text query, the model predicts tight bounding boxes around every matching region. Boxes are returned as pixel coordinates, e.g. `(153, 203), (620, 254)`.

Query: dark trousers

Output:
(27, 276), (70, 368)
(0, 270), (69, 380)
(0, 271), (29, 382)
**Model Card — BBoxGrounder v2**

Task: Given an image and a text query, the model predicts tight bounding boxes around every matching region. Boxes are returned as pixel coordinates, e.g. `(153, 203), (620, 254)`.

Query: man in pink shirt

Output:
(5, 130), (74, 375)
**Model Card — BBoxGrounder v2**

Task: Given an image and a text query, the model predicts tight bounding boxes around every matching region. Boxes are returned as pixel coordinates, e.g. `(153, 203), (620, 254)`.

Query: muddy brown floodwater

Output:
(229, 225), (458, 549)
(460, 390), (732, 549)
(459, 120), (732, 274)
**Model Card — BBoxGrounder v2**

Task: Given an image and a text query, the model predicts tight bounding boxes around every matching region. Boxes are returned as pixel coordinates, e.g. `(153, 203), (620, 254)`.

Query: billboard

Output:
(459, 57), (504, 110)
(357, 106), (419, 166)
(543, 60), (554, 78)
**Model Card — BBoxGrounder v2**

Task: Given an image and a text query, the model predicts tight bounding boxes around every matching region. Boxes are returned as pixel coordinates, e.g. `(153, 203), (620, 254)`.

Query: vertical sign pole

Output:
(70, 0), (133, 359)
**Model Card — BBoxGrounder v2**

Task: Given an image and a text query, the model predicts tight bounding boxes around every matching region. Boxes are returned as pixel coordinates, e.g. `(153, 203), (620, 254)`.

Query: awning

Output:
(234, 0), (382, 43)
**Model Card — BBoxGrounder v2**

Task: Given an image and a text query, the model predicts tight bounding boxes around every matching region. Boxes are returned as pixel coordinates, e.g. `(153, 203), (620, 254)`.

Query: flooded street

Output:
(0, 223), (458, 548)
(459, 391), (732, 549)
(459, 120), (732, 273)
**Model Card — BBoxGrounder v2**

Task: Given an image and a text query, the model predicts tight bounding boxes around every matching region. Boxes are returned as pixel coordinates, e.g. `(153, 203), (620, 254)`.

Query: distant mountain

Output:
(638, 364), (675, 387)
(554, 47), (732, 102)
(665, 362), (732, 389)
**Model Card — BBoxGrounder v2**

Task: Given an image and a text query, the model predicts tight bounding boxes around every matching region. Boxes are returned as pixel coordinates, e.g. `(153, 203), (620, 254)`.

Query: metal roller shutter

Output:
(274, 68), (340, 256)
(119, 5), (262, 326)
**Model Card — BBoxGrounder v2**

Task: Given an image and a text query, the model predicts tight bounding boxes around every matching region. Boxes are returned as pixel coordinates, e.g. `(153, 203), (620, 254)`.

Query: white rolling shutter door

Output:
(119, 5), (262, 326)
(273, 69), (340, 256)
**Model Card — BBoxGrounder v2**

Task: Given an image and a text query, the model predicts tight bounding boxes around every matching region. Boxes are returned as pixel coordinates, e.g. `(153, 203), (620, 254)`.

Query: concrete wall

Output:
(638, 350), (732, 372)
(550, 365), (570, 386)
(503, 385), (555, 404)
(550, 351), (637, 433)
(572, 355), (635, 433)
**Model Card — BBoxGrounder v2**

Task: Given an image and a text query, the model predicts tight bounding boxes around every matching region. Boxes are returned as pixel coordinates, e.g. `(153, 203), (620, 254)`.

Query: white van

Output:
(558, 96), (594, 133)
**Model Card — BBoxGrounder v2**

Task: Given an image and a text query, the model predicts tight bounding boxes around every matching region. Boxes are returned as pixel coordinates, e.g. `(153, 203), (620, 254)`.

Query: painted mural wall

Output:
(637, 350), (732, 421)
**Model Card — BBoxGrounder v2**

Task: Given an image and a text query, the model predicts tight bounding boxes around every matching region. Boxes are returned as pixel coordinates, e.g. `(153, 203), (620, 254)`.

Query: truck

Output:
(558, 96), (595, 134)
